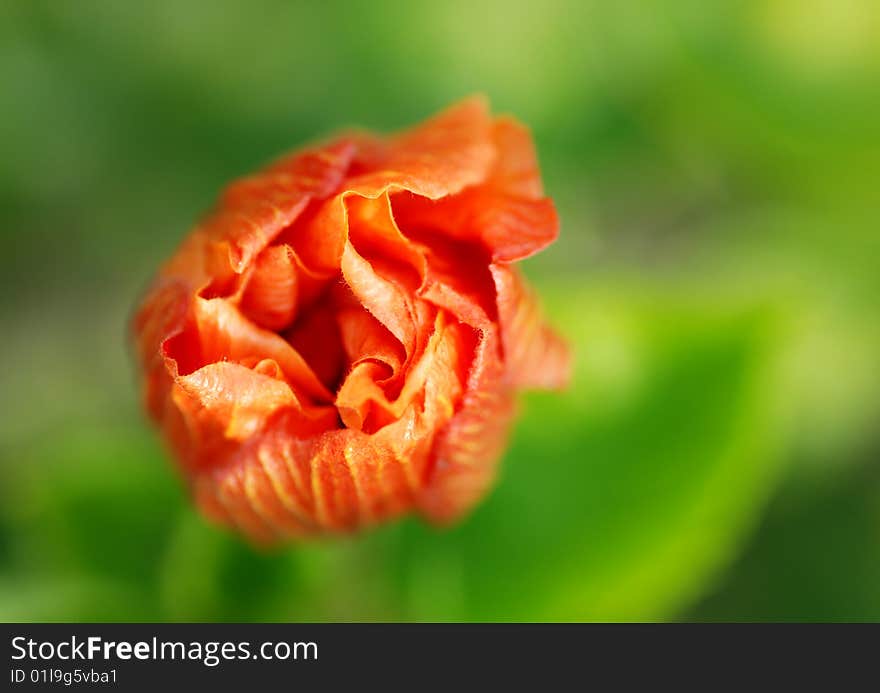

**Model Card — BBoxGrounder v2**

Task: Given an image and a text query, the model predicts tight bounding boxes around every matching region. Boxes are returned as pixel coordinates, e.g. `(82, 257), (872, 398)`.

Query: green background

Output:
(1, 1), (878, 621)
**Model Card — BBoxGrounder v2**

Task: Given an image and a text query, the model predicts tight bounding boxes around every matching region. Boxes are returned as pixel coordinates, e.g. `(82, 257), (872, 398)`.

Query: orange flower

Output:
(132, 97), (570, 543)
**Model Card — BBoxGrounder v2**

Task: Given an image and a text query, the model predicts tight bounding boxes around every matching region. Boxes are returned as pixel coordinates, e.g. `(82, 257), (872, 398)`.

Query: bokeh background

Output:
(1, 1), (878, 621)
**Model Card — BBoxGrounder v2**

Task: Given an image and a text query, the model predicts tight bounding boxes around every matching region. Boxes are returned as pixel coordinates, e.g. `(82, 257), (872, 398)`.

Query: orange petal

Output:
(346, 193), (425, 291)
(335, 361), (395, 431)
(213, 139), (357, 274)
(194, 419), (421, 539)
(132, 279), (192, 419)
(188, 313), (472, 541)
(487, 116), (545, 198)
(284, 294), (346, 392)
(340, 238), (418, 353)
(491, 264), (571, 390)
(276, 195), (348, 276)
(387, 112), (558, 262)
(279, 97), (494, 277)
(345, 96), (494, 200)
(174, 363), (303, 443)
(336, 299), (405, 382)
(187, 297), (334, 403)
(392, 187), (558, 263)
(336, 310), (467, 433)
(404, 230), (497, 331)
(417, 326), (514, 523)
(238, 244), (299, 331)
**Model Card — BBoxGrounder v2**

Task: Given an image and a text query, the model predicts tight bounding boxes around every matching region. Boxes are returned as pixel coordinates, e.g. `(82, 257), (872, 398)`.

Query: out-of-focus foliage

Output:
(1, 0), (878, 621)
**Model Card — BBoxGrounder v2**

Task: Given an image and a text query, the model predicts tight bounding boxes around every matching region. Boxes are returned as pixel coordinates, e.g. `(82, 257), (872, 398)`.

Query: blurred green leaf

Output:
(1, 424), (181, 603)
(374, 285), (792, 620)
(0, 577), (150, 622)
(691, 462), (880, 621)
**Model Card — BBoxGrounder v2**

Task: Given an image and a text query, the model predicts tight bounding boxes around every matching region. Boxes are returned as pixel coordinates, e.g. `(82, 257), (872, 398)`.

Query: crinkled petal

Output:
(212, 139), (357, 274)
(283, 295), (346, 392)
(238, 244), (299, 331)
(391, 187), (558, 263)
(488, 116), (545, 198)
(491, 264), (571, 390)
(187, 297), (334, 403)
(417, 327), (514, 523)
(168, 360), (336, 482)
(278, 97), (494, 279)
(336, 311), (466, 432)
(346, 96), (494, 200)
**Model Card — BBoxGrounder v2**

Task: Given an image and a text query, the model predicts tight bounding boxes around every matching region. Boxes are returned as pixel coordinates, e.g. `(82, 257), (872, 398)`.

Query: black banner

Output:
(2, 623), (875, 689)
